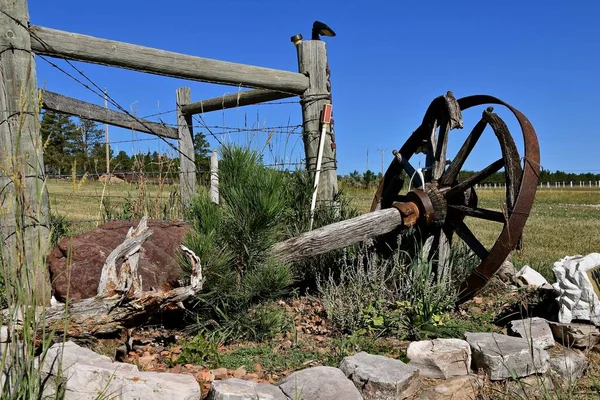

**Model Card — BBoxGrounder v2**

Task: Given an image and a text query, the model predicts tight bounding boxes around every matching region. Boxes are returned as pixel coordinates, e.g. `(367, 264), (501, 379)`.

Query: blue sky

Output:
(29, 0), (600, 175)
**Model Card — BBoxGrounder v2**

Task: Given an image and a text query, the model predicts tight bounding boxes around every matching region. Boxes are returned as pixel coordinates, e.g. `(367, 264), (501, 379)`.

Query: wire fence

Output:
(28, 18), (600, 237)
(38, 49), (311, 234)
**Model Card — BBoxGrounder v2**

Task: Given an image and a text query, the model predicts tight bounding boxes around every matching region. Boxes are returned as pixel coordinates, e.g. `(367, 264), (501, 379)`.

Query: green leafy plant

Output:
(178, 331), (221, 366)
(317, 250), (397, 334)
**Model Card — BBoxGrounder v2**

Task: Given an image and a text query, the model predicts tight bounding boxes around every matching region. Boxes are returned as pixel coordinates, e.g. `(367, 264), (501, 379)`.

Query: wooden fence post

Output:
(176, 87), (196, 207)
(296, 40), (338, 205)
(0, 0), (51, 304)
(210, 149), (219, 204)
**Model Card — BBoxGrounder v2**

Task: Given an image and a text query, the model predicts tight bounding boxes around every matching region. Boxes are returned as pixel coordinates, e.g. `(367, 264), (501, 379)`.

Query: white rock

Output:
(0, 326), (9, 343)
(515, 265), (549, 288)
(496, 259), (517, 284)
(507, 318), (555, 349)
(552, 253), (600, 325)
(547, 321), (600, 349)
(340, 352), (419, 399)
(407, 339), (471, 379)
(465, 332), (549, 381)
(549, 348), (588, 383)
(207, 378), (288, 400)
(277, 366), (362, 400)
(41, 341), (201, 400)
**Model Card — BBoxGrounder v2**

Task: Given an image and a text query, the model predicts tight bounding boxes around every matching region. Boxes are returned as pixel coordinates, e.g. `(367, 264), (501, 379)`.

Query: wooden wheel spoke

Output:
(449, 219), (489, 260)
(446, 158), (504, 197)
(448, 205), (506, 223)
(440, 118), (487, 186)
(432, 92), (462, 181)
(432, 120), (450, 180)
(429, 226), (453, 280)
(483, 109), (523, 211)
(425, 119), (438, 183)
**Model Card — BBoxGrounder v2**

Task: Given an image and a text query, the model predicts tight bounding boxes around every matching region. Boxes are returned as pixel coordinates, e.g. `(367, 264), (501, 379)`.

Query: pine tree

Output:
(74, 118), (105, 173)
(194, 132), (210, 181)
(114, 150), (132, 172)
(40, 111), (79, 175)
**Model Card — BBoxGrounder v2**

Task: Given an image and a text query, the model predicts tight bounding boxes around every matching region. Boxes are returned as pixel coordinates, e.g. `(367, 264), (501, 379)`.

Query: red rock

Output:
(48, 220), (190, 301)
(243, 373), (260, 381)
(138, 354), (155, 368)
(196, 370), (215, 382)
(211, 367), (228, 380)
(233, 366), (247, 378)
(169, 365), (184, 374)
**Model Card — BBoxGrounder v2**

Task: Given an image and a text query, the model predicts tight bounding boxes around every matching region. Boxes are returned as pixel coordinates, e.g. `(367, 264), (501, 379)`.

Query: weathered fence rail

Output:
(42, 91), (178, 139)
(1, 0), (340, 305)
(29, 25), (309, 93)
(31, 22), (338, 206)
(181, 89), (296, 115)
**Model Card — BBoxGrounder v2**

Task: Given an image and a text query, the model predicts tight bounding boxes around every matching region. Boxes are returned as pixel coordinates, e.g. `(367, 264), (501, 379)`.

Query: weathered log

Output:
(270, 207), (405, 264)
(96, 217), (151, 298)
(43, 218), (204, 338)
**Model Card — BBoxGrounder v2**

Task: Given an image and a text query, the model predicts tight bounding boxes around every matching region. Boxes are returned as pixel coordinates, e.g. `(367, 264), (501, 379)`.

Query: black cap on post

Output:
(312, 21), (336, 40)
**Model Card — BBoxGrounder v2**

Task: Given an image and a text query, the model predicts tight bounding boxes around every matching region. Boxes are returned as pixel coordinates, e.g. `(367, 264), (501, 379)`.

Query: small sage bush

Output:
(318, 235), (479, 339)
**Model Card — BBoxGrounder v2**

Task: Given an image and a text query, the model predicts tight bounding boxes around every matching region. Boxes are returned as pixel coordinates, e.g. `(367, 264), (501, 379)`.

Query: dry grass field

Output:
(342, 185), (600, 281)
(48, 179), (600, 282)
(47, 178), (181, 233)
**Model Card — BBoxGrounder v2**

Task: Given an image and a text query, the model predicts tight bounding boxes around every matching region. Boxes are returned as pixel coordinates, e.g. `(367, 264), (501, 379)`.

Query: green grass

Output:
(341, 184), (600, 282)
(217, 344), (327, 372)
(216, 334), (400, 374)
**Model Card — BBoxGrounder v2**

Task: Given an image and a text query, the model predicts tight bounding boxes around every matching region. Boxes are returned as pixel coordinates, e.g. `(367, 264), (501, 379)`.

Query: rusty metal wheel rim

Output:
(371, 94), (541, 303)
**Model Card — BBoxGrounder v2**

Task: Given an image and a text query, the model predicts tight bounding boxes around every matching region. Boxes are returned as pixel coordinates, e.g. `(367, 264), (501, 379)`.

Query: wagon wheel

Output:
(370, 92), (540, 304)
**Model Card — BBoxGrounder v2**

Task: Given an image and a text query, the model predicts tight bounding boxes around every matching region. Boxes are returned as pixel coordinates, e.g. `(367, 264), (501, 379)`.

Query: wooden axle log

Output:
(271, 203), (419, 264)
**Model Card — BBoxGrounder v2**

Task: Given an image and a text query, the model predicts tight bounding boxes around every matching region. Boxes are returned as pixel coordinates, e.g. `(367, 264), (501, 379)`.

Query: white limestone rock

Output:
(277, 366), (362, 400)
(507, 318), (555, 349)
(40, 341), (201, 400)
(407, 339), (471, 379)
(515, 265), (550, 289)
(552, 253), (600, 325)
(549, 348), (588, 383)
(207, 378), (288, 400)
(465, 332), (549, 381)
(339, 352), (419, 399)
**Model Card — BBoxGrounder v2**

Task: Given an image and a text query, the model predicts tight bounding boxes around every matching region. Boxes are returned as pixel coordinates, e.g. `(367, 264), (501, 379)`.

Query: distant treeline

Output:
(41, 110), (210, 178)
(458, 170), (600, 185)
(339, 169), (600, 189)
